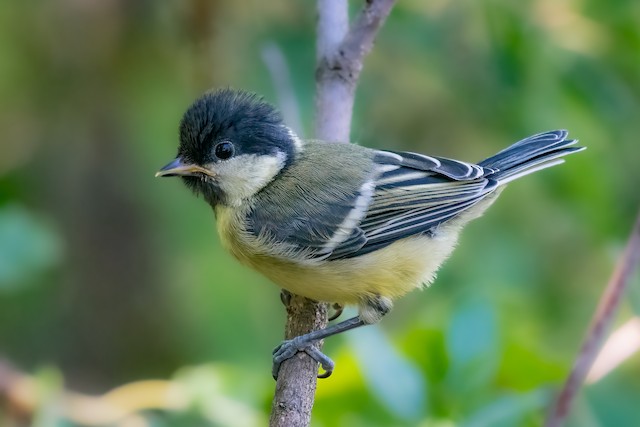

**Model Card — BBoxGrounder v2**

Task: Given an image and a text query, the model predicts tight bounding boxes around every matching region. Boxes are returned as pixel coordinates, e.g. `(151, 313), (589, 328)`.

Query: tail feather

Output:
(479, 130), (584, 184)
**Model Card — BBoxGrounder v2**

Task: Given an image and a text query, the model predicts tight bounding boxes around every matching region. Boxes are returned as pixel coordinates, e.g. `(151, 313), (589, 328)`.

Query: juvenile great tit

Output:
(157, 88), (584, 378)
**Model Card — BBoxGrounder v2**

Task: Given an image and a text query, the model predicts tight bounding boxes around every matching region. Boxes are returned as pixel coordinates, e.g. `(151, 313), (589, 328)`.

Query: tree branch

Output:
(268, 297), (328, 426)
(545, 208), (640, 427)
(315, 0), (396, 142)
(586, 316), (640, 383)
(315, 0), (350, 142)
(269, 1), (396, 426)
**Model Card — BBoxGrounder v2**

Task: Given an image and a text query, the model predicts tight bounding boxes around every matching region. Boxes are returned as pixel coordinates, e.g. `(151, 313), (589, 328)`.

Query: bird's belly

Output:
(239, 232), (461, 304)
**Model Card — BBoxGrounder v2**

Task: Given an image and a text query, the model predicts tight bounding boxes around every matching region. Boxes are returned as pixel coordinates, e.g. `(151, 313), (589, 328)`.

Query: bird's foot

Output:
(271, 316), (367, 380)
(272, 336), (335, 379)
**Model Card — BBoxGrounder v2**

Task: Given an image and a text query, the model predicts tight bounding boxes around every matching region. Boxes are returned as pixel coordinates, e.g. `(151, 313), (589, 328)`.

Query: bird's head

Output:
(156, 89), (301, 207)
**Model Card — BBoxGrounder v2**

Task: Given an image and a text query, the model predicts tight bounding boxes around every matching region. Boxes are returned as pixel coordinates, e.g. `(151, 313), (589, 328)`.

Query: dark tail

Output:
(479, 130), (584, 184)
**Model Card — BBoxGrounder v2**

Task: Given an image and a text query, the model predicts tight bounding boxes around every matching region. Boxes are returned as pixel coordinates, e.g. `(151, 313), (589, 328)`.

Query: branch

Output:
(269, 1), (396, 426)
(545, 209), (640, 427)
(586, 316), (640, 383)
(268, 298), (329, 426)
(315, 0), (396, 141)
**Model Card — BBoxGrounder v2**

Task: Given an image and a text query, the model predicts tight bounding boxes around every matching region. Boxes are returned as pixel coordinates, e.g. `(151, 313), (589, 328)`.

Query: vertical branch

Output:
(315, 0), (350, 141)
(269, 1), (396, 426)
(269, 298), (328, 427)
(315, 0), (396, 142)
(545, 209), (640, 427)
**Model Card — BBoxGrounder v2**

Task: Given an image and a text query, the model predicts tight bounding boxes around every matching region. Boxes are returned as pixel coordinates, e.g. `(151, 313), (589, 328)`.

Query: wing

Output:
(245, 142), (376, 262)
(326, 150), (498, 260)
(246, 147), (497, 263)
(245, 132), (581, 263)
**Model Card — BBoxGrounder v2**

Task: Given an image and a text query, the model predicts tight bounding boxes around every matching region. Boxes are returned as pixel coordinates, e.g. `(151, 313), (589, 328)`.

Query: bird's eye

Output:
(214, 141), (235, 160)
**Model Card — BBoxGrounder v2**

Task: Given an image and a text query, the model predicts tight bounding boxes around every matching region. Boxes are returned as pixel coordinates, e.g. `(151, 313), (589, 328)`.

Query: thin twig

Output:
(586, 316), (640, 383)
(545, 209), (640, 427)
(269, 1), (396, 426)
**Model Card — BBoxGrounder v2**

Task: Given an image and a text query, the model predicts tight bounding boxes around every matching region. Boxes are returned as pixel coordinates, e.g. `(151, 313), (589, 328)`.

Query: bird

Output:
(156, 88), (584, 379)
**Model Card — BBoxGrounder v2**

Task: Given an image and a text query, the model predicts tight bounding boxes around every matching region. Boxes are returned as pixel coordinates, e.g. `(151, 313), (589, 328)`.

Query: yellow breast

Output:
(248, 232), (460, 304)
(215, 204), (462, 304)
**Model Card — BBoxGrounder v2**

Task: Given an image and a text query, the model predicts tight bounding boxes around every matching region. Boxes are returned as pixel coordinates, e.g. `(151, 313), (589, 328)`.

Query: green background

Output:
(1, 0), (639, 425)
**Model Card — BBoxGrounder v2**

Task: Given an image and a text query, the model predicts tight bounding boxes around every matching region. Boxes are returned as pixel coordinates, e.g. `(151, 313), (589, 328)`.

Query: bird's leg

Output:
(272, 316), (365, 379)
(272, 295), (392, 379)
(328, 303), (344, 321)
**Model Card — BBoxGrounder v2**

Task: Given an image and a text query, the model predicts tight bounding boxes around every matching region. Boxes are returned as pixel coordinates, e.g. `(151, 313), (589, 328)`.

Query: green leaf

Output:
(461, 389), (549, 427)
(349, 325), (428, 421)
(0, 204), (63, 291)
(446, 297), (499, 392)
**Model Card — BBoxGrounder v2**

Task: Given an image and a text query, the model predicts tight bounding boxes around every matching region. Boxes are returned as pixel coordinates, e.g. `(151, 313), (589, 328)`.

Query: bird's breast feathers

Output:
(214, 202), (463, 304)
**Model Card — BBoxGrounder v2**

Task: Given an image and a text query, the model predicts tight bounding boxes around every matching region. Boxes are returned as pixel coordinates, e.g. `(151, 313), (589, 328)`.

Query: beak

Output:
(155, 158), (215, 178)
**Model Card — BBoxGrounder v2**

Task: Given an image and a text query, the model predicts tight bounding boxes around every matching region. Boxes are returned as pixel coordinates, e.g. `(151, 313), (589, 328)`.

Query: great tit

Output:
(157, 88), (584, 378)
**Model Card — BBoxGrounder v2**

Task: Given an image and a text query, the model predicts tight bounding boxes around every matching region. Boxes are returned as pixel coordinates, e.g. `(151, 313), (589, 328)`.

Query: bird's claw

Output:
(272, 336), (335, 380)
(328, 303), (344, 321)
(279, 289), (292, 307)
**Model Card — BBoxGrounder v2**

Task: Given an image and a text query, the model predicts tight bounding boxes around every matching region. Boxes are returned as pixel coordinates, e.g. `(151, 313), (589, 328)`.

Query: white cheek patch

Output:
(209, 152), (286, 206)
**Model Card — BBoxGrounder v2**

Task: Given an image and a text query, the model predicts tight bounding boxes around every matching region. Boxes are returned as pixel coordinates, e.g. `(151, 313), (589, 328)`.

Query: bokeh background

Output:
(1, 1), (639, 426)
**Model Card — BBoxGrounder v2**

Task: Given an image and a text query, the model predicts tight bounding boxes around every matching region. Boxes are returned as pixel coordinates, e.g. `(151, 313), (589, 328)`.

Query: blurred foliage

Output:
(0, 204), (63, 291)
(0, 0), (639, 426)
